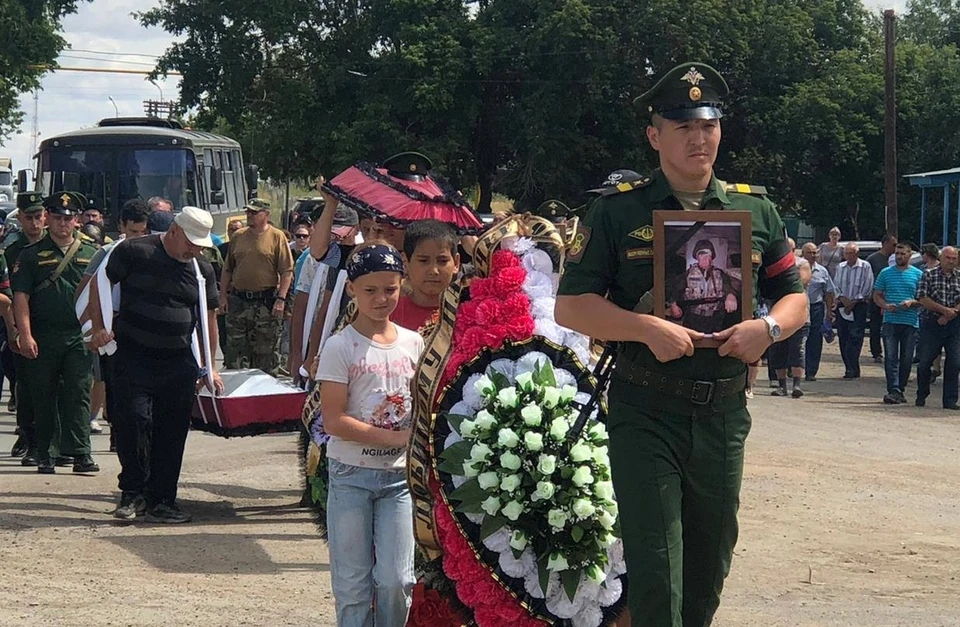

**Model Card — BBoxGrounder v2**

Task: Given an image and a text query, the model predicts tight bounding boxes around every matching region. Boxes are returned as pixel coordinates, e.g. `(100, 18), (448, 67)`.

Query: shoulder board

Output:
(595, 175), (654, 197)
(79, 233), (98, 244)
(724, 182), (768, 196)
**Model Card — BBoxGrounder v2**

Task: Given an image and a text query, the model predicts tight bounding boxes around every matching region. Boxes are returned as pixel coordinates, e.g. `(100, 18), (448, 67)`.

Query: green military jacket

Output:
(11, 233), (97, 336)
(4, 230), (45, 271)
(558, 168), (804, 380)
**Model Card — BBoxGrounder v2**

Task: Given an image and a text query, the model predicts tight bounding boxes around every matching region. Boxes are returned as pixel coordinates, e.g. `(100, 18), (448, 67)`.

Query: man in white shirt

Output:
(834, 243), (875, 379)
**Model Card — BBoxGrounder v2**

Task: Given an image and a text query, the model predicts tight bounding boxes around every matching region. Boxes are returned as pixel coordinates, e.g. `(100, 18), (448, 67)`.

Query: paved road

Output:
(1, 344), (958, 626)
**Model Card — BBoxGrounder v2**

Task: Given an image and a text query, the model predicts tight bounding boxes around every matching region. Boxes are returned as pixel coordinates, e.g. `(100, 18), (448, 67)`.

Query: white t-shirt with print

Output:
(316, 324), (424, 470)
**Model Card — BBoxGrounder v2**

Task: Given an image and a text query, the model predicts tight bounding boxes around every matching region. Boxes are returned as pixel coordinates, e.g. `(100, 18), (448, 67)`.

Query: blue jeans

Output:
(836, 302), (868, 377)
(916, 318), (960, 407)
(881, 323), (917, 395)
(805, 302), (826, 377)
(326, 459), (415, 627)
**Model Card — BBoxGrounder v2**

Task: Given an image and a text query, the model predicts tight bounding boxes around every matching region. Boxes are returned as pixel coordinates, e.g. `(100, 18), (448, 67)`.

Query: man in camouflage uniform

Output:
(219, 198), (294, 375)
(668, 239), (740, 333)
(556, 63), (808, 626)
(12, 192), (99, 474)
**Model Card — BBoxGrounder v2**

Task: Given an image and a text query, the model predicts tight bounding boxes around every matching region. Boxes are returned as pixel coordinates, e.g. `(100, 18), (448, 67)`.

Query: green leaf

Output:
(561, 568), (581, 602)
(445, 413), (472, 435)
(571, 525), (584, 543)
(480, 515), (508, 540)
(489, 369), (510, 392)
(537, 557), (551, 597)
(448, 477), (488, 507)
(458, 500), (486, 514)
(540, 360), (557, 387)
(437, 440), (474, 476)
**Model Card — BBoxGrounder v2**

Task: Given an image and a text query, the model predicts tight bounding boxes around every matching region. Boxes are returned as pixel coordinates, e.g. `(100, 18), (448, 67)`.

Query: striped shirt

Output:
(834, 258), (874, 301)
(806, 261), (836, 305)
(106, 235), (219, 359)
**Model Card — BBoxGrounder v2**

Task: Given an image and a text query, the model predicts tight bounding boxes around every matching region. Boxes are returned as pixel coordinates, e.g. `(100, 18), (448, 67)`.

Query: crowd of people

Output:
(746, 230), (960, 410)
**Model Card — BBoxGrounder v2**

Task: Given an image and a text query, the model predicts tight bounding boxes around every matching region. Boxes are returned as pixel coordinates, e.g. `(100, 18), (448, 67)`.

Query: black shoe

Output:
(873, 355), (883, 364)
(108, 430), (116, 453)
(10, 435), (27, 458)
(804, 375), (817, 382)
(843, 374), (856, 380)
(20, 451), (38, 467)
(792, 387), (804, 399)
(895, 392), (907, 404)
(55, 456), (74, 467)
(883, 393), (899, 405)
(945, 404), (960, 411)
(771, 387), (788, 397)
(145, 502), (192, 524)
(916, 398), (926, 407)
(72, 455), (100, 473)
(114, 493), (147, 520)
(37, 460), (55, 474)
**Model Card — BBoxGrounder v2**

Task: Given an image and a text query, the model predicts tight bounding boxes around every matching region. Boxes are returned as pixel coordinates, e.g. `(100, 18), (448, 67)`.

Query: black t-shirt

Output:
(106, 235), (219, 359)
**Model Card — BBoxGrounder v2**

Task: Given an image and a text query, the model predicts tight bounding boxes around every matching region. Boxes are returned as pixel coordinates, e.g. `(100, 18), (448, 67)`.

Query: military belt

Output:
(613, 363), (746, 406)
(232, 289), (277, 301)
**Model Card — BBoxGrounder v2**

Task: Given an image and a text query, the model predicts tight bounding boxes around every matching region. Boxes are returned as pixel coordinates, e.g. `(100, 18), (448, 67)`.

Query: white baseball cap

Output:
(175, 206), (214, 248)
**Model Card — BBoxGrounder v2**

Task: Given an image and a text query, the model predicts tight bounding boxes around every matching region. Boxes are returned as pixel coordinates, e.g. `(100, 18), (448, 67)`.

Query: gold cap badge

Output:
(689, 86), (702, 101)
(681, 67), (705, 86)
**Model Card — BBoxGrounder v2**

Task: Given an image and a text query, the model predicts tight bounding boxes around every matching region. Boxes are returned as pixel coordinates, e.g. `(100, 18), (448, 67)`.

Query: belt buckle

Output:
(690, 380), (715, 405)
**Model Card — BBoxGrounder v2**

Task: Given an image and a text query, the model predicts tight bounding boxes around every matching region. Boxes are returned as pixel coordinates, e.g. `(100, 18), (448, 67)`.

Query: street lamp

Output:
(148, 79), (163, 102)
(108, 96), (119, 117)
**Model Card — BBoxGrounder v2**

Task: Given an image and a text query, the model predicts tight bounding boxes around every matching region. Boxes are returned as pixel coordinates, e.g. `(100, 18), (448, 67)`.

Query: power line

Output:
(59, 54), (158, 67)
(67, 48), (160, 59)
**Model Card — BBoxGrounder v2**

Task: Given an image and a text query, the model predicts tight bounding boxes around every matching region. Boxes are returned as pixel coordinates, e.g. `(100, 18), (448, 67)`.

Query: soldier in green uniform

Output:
(7, 192), (47, 464)
(556, 63), (808, 626)
(12, 192), (100, 475)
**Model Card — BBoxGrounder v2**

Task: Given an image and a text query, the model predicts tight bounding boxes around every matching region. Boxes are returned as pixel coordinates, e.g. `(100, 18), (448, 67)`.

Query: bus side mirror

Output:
(245, 164), (259, 198)
(210, 167), (223, 192)
(16, 169), (31, 192)
(211, 190), (226, 205)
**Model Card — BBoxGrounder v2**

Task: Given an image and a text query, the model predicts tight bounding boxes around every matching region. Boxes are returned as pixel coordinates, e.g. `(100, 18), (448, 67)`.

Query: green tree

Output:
(0, 0), (87, 140)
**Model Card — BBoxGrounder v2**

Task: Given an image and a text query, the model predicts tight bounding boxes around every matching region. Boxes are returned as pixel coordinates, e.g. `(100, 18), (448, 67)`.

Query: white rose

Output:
(515, 370), (535, 392)
(605, 501), (619, 517)
(594, 480), (614, 501)
(509, 529), (528, 551)
(549, 417), (569, 441)
(462, 461), (480, 477)
(599, 531), (617, 547)
(521, 404), (543, 427)
(523, 431), (544, 452)
(474, 409), (497, 432)
(481, 496), (501, 516)
(542, 386), (562, 409)
(497, 428), (520, 449)
(500, 474), (522, 493)
(478, 471), (500, 491)
(460, 418), (479, 439)
(547, 552), (569, 572)
(537, 454), (557, 476)
(500, 451), (522, 471)
(569, 442), (592, 462)
(474, 374), (495, 397)
(469, 442), (493, 463)
(598, 509), (617, 530)
(547, 508), (568, 529)
(572, 466), (594, 486)
(498, 387), (519, 408)
(559, 384), (577, 404)
(501, 500), (524, 521)
(534, 480), (556, 501)
(586, 564), (606, 584)
(572, 498), (596, 519)
(592, 445), (610, 466)
(588, 422), (608, 441)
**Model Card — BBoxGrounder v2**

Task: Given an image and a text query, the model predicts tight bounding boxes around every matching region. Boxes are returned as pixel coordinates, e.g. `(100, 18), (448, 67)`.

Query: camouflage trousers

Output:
(224, 295), (282, 376)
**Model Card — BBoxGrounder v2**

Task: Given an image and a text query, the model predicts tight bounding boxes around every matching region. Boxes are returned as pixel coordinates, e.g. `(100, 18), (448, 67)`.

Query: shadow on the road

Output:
(180, 481), (301, 501)
(102, 532), (329, 575)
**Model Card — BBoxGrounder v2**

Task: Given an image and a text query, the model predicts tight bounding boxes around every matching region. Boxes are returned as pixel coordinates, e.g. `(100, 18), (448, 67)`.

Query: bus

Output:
(19, 117), (258, 235)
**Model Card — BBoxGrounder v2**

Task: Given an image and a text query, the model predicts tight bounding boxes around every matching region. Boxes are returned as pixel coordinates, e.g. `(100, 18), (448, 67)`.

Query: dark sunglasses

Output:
(294, 233), (310, 239)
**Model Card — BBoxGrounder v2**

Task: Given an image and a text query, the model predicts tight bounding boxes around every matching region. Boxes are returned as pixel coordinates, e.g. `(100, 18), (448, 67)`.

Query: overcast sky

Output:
(0, 0), (905, 177)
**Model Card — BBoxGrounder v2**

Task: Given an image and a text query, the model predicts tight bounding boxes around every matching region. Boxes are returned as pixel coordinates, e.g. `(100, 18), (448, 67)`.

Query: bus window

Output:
(222, 150), (237, 209)
(231, 150), (245, 204)
(116, 148), (195, 210)
(41, 149), (111, 213)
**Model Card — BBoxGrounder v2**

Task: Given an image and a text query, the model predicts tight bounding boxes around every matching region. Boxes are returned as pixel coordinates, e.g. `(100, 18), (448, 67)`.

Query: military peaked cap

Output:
(17, 192), (45, 213)
(634, 62), (729, 120)
(44, 191), (86, 216)
(382, 152), (433, 181)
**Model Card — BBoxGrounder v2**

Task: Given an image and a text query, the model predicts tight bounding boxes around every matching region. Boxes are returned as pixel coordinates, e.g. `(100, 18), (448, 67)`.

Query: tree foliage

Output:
(0, 0), (87, 140)
(139, 0), (960, 240)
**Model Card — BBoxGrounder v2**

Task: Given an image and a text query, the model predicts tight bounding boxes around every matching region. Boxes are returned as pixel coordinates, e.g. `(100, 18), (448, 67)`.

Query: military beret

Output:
(44, 191), (87, 216)
(16, 192), (45, 213)
(634, 62), (728, 120)
(382, 151), (433, 182)
(533, 200), (571, 222)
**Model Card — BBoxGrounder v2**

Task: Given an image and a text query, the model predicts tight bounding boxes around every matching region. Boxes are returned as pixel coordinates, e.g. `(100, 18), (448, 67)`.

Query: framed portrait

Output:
(653, 211), (753, 347)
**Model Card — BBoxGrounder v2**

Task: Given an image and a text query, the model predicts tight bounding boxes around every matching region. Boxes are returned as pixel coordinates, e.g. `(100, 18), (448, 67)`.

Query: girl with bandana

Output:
(315, 242), (424, 626)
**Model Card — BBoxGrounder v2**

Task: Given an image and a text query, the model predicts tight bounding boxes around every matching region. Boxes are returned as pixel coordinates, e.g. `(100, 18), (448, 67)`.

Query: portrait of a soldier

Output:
(667, 238), (741, 332)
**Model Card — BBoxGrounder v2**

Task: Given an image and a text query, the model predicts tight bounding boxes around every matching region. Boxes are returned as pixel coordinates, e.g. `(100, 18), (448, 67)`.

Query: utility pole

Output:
(884, 9), (898, 237)
(30, 89), (40, 157)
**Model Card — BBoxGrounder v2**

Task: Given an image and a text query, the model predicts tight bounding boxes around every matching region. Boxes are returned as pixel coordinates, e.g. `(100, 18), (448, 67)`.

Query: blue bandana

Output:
(346, 244), (405, 281)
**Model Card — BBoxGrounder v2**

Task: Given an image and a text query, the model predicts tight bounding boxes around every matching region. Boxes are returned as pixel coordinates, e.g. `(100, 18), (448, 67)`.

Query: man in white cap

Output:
(89, 206), (223, 523)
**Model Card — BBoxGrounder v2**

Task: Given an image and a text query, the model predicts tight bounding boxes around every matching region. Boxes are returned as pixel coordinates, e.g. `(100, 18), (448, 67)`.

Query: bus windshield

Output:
(40, 147), (198, 212)
(0, 172), (11, 186)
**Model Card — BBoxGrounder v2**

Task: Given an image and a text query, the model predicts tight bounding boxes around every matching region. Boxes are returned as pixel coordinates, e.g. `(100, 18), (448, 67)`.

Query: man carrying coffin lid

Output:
(556, 62), (808, 626)
(87, 207), (223, 523)
(12, 191), (99, 475)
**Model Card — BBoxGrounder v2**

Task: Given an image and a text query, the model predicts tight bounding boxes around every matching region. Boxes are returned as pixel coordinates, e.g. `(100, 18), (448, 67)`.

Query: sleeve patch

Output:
(566, 224), (591, 263)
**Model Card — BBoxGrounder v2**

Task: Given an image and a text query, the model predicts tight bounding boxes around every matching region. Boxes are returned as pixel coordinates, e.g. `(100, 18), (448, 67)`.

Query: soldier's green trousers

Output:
(607, 379), (751, 627)
(14, 353), (37, 451)
(21, 333), (93, 461)
(224, 295), (282, 376)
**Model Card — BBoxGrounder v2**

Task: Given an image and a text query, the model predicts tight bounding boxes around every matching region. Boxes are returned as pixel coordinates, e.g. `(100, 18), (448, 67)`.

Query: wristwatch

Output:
(761, 315), (782, 342)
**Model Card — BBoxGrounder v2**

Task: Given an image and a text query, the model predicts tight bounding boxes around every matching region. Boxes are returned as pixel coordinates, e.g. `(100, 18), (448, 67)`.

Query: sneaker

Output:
(145, 502), (192, 524)
(804, 375), (817, 382)
(895, 392), (907, 404)
(792, 387), (804, 399)
(72, 455), (100, 473)
(10, 435), (27, 458)
(883, 393), (899, 405)
(114, 493), (147, 520)
(768, 380), (780, 388)
(771, 387), (788, 397)
(745, 387), (754, 399)
(90, 419), (103, 434)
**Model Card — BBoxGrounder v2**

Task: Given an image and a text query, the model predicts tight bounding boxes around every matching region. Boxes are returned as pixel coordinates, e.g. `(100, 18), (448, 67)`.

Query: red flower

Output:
(490, 249), (521, 272)
(504, 315), (535, 341)
(501, 292), (531, 320)
(474, 299), (503, 327)
(407, 582), (467, 627)
(469, 277), (497, 300)
(494, 266), (527, 294)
